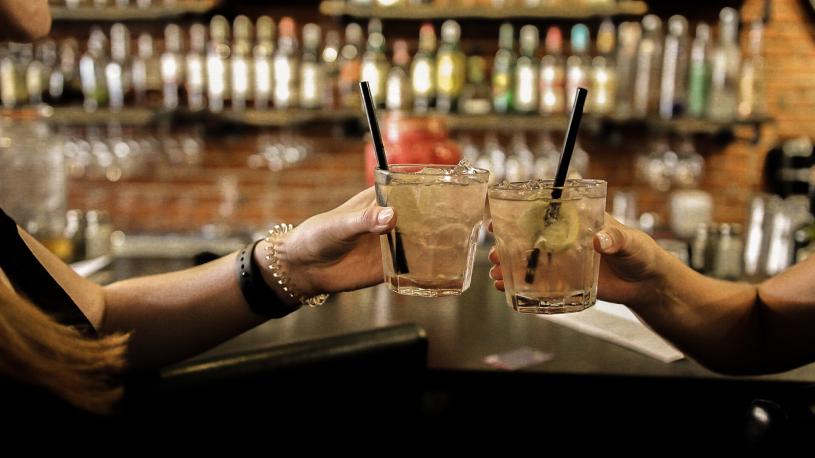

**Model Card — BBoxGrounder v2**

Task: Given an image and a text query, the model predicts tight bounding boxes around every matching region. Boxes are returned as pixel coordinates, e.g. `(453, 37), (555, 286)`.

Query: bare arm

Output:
(489, 216), (815, 375)
(20, 188), (396, 370)
(589, 219), (815, 374)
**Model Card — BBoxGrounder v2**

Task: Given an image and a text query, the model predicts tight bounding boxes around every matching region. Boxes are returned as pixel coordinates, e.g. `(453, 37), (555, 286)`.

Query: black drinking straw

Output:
(525, 87), (588, 284)
(360, 81), (409, 274)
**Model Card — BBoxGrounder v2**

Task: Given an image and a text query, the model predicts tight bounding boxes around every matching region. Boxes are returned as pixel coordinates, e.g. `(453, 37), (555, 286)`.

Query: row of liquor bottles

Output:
(340, 0), (617, 8)
(52, 0), (617, 10)
(0, 8), (764, 122)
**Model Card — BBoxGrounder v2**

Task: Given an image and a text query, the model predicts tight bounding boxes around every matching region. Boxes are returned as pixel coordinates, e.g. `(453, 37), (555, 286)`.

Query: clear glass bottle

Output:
(300, 23), (324, 109)
(590, 21), (616, 115)
(253, 17), (275, 110)
(273, 16), (299, 108)
(186, 23), (207, 111)
(614, 22), (641, 119)
(230, 41), (251, 111)
(386, 39), (412, 111)
(492, 22), (515, 114)
(435, 20), (466, 113)
(533, 130), (559, 179)
(80, 28), (109, 111)
(633, 14), (662, 118)
(686, 23), (711, 118)
(513, 25), (539, 113)
(160, 23), (184, 111)
(566, 23), (590, 111)
(659, 15), (690, 120)
(361, 32), (389, 107)
(708, 7), (740, 121)
(539, 26), (565, 115)
(339, 23), (364, 110)
(738, 19), (765, 120)
(321, 30), (341, 109)
(411, 23), (437, 113)
(206, 16), (231, 112)
(504, 132), (535, 181)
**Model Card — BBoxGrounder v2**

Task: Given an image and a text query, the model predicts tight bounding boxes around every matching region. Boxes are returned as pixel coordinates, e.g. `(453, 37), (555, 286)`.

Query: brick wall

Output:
(66, 0), (815, 233)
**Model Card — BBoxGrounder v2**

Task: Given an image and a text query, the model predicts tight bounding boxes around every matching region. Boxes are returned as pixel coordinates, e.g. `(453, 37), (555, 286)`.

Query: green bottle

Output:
(492, 23), (515, 114)
(687, 23), (710, 118)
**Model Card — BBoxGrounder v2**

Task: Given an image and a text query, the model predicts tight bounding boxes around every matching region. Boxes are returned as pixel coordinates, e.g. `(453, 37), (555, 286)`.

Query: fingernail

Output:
(377, 208), (394, 225)
(597, 232), (612, 251)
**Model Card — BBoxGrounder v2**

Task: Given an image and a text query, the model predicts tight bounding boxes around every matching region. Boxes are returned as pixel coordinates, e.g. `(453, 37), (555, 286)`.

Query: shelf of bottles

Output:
(1, 8), (769, 133)
(319, 0), (648, 20)
(49, 0), (221, 22)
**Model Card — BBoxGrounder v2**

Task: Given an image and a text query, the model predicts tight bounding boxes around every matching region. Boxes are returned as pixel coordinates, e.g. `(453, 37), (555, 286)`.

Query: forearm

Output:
(628, 251), (768, 374)
(101, 252), (268, 370)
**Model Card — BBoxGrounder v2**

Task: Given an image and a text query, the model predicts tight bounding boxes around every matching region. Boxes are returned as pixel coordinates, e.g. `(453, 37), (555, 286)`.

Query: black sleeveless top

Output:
(0, 208), (96, 336)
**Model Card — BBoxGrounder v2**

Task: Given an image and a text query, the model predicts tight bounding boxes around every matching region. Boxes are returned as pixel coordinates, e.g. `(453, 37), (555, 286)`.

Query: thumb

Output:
(334, 205), (397, 241)
(593, 224), (631, 256)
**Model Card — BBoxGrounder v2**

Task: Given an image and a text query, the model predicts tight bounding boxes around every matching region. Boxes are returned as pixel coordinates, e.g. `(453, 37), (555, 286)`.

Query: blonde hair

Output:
(0, 276), (129, 415)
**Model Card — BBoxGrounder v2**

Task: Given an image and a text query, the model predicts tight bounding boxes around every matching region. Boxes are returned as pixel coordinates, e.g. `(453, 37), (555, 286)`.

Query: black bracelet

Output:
(236, 240), (301, 318)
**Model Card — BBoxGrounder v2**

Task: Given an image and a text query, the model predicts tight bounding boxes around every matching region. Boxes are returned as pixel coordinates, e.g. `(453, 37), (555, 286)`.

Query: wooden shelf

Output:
(50, 0), (219, 21)
(218, 108), (360, 126)
(319, 0), (647, 19)
(38, 106), (158, 126)
(15, 105), (770, 135)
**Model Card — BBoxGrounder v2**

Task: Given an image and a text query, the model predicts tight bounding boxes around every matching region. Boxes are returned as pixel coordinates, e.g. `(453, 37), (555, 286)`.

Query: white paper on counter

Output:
(538, 300), (685, 363)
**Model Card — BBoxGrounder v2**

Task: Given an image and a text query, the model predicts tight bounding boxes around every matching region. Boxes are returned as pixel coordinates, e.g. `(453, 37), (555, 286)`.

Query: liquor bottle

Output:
(273, 16), (299, 108)
(708, 7), (740, 121)
(590, 19), (616, 115)
(633, 14), (662, 118)
(253, 16), (275, 110)
(231, 41), (251, 111)
(513, 25), (539, 113)
(534, 130), (559, 178)
(505, 132), (534, 182)
(491, 22), (514, 114)
(738, 19), (765, 120)
(386, 39), (412, 111)
(566, 23), (590, 111)
(570, 139), (590, 178)
(233, 15), (253, 47)
(58, 38), (80, 97)
(321, 30), (341, 109)
(300, 23), (324, 109)
(659, 15), (690, 120)
(186, 23), (207, 111)
(108, 23), (131, 108)
(539, 26), (565, 115)
(231, 16), (253, 110)
(205, 26), (229, 112)
(435, 20), (465, 113)
(459, 55), (492, 115)
(411, 23), (437, 112)
(686, 23), (711, 118)
(339, 23), (364, 109)
(26, 60), (44, 105)
(160, 23), (184, 110)
(361, 31), (389, 106)
(36, 40), (63, 104)
(80, 29), (110, 111)
(614, 22), (640, 118)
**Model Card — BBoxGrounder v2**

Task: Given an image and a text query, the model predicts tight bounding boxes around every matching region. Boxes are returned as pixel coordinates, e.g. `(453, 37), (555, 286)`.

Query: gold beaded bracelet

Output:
(263, 223), (329, 307)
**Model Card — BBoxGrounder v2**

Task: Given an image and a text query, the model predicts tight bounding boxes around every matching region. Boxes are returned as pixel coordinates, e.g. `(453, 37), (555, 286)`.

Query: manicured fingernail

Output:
(377, 208), (394, 225)
(597, 232), (612, 251)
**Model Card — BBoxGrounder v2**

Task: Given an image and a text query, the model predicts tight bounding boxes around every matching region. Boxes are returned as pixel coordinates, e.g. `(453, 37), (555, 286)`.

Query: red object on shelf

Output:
(364, 112), (461, 185)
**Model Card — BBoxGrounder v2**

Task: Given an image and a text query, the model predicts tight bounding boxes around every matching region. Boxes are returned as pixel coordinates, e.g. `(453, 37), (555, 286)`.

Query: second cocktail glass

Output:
(489, 179), (607, 314)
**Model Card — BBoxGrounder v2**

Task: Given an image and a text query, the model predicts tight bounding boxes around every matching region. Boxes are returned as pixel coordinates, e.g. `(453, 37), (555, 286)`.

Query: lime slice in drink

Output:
(519, 201), (579, 253)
